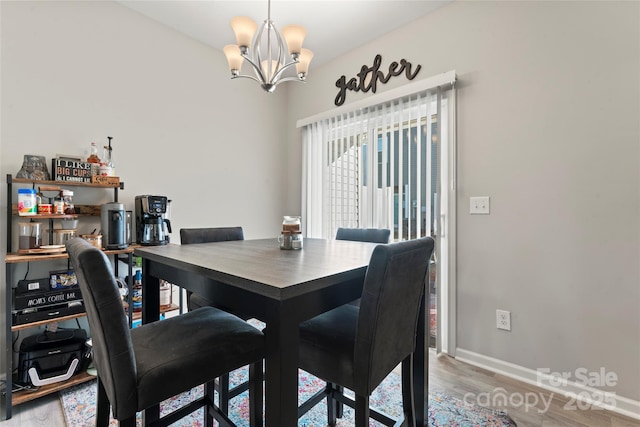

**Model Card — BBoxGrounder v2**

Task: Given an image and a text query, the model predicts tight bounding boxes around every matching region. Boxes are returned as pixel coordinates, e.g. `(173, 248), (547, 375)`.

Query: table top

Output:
(134, 238), (380, 300)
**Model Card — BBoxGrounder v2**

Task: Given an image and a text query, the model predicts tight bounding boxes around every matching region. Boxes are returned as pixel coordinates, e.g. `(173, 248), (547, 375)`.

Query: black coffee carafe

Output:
(141, 215), (171, 244)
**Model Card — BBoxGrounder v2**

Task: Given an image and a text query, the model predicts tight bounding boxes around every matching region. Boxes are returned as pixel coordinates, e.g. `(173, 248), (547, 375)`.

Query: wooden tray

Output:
(17, 245), (66, 255)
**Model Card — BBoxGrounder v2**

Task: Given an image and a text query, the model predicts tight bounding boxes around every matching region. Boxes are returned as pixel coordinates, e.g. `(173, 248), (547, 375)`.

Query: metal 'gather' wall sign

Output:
(334, 54), (421, 106)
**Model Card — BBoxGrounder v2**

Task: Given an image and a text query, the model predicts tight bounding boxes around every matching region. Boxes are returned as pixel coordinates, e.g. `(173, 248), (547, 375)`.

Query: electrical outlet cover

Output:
(496, 309), (511, 331)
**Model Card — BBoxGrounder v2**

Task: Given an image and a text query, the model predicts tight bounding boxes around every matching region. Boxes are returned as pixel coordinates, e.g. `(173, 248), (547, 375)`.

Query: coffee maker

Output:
(101, 202), (128, 249)
(135, 195), (172, 246)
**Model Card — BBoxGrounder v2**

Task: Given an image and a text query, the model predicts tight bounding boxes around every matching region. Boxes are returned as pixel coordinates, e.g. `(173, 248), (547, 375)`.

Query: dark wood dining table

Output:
(134, 238), (428, 427)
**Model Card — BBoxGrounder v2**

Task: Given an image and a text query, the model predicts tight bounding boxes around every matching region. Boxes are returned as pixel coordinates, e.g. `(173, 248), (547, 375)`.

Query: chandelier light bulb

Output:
(231, 16), (258, 49)
(223, 45), (244, 74)
(296, 48), (314, 78)
(281, 24), (306, 56)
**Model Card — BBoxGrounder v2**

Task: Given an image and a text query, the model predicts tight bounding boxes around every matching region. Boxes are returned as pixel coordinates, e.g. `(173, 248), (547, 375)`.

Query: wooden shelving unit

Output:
(11, 205), (105, 217)
(5, 246), (136, 264)
(9, 177), (122, 188)
(2, 175), (131, 420)
(130, 304), (180, 321)
(11, 371), (96, 406)
(3, 175), (181, 420)
(10, 312), (88, 333)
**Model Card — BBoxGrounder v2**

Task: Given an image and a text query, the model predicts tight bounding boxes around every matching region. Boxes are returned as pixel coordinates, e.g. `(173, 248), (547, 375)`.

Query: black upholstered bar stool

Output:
(66, 238), (264, 427)
(335, 227), (391, 244)
(180, 226), (260, 413)
(333, 226), (392, 415)
(336, 228), (390, 312)
(297, 236), (435, 427)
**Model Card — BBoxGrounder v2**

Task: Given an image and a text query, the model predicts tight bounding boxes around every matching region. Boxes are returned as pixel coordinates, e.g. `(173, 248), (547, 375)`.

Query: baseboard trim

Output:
(455, 348), (640, 421)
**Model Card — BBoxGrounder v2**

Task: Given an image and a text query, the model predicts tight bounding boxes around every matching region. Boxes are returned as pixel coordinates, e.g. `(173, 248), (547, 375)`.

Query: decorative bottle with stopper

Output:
(101, 136), (115, 177)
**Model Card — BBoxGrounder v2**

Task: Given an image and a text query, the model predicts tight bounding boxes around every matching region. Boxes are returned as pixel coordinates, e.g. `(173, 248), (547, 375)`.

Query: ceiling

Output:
(118, 0), (450, 67)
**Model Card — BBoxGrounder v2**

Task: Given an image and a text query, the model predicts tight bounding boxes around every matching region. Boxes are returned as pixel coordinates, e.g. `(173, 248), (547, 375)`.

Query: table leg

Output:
(141, 259), (161, 424)
(141, 259), (160, 324)
(264, 306), (300, 427)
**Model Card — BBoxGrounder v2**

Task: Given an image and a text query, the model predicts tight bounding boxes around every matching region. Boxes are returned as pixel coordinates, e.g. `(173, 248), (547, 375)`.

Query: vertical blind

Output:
(302, 90), (441, 240)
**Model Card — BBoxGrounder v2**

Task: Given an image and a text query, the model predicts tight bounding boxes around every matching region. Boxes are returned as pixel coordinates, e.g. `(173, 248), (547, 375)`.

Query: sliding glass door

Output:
(302, 86), (456, 355)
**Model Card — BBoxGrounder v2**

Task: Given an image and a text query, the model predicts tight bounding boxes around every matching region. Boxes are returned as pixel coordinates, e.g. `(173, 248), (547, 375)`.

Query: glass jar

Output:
(160, 280), (172, 307)
(291, 231), (303, 250)
(99, 162), (112, 177)
(279, 230), (292, 250)
(61, 190), (74, 214)
(18, 222), (41, 249)
(53, 193), (65, 214)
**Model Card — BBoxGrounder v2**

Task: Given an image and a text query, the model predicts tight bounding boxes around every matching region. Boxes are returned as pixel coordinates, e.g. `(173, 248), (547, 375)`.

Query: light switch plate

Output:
(470, 196), (490, 214)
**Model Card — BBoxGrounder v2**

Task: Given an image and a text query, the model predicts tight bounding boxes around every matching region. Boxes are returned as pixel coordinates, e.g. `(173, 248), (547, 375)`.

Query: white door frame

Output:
(435, 85), (457, 356)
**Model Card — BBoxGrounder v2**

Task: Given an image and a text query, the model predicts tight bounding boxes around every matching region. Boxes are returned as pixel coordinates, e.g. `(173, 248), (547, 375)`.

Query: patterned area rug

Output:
(60, 369), (517, 426)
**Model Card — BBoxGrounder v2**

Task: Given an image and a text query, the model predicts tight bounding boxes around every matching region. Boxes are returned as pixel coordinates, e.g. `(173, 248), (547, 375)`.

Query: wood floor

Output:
(1, 392), (65, 426)
(3, 350), (638, 426)
(428, 352), (639, 427)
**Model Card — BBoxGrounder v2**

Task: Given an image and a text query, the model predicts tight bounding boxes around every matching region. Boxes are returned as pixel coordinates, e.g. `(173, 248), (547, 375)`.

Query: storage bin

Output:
(80, 234), (102, 249)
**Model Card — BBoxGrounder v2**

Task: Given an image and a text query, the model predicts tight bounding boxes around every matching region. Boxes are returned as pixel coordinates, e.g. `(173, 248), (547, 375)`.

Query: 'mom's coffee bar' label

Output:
(14, 288), (82, 311)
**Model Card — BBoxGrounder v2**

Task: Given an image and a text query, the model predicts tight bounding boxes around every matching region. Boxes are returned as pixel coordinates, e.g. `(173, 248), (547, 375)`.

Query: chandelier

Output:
(223, 0), (313, 93)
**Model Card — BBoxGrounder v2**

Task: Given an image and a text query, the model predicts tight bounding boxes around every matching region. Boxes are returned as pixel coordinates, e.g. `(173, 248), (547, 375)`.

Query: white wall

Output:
(286, 1), (640, 402)
(0, 0), (289, 369)
(1, 0), (289, 240)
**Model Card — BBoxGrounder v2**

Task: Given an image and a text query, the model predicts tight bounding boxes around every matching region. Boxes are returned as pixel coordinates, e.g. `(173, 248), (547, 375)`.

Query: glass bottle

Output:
(106, 136), (115, 176)
(102, 142), (114, 177)
(87, 142), (101, 176)
(132, 270), (143, 312)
